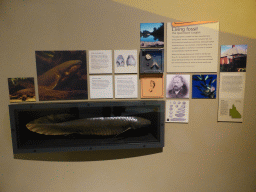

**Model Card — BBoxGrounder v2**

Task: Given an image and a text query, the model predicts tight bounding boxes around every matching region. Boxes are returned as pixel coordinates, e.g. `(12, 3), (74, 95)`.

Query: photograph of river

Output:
(140, 23), (164, 48)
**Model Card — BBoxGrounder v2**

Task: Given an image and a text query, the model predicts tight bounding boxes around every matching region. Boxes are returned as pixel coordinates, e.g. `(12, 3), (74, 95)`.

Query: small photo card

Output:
(115, 75), (138, 99)
(140, 74), (164, 98)
(140, 23), (164, 48)
(8, 77), (36, 103)
(166, 74), (190, 99)
(89, 50), (112, 74)
(90, 75), (113, 99)
(114, 50), (137, 74)
(140, 49), (164, 74)
(165, 100), (189, 123)
(220, 45), (247, 72)
(192, 74), (217, 99)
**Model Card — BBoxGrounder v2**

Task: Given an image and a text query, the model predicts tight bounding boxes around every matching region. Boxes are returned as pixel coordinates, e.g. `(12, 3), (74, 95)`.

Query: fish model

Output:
(26, 114), (151, 136)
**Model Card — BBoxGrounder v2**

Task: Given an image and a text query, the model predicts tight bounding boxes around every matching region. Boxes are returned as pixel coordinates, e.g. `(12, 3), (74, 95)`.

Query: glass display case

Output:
(9, 100), (165, 154)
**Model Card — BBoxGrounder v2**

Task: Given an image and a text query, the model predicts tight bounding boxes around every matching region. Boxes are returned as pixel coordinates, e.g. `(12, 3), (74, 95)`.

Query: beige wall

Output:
(1, 0), (255, 191)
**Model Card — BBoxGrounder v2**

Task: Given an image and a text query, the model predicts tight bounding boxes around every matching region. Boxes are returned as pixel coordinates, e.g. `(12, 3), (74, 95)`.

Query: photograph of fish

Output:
(35, 51), (87, 101)
(140, 23), (164, 48)
(8, 77), (36, 103)
(220, 45), (247, 72)
(192, 74), (217, 99)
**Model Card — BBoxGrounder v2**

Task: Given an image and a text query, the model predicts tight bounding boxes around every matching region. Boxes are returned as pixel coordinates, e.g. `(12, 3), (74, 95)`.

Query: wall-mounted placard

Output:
(167, 21), (219, 72)
(90, 75), (113, 99)
(165, 100), (189, 123)
(114, 50), (137, 74)
(140, 74), (164, 98)
(218, 44), (247, 122)
(89, 50), (112, 74)
(140, 49), (164, 74)
(115, 75), (138, 99)
(218, 72), (245, 122)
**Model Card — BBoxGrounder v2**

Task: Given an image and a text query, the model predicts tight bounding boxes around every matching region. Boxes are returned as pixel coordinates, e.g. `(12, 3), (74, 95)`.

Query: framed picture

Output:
(8, 77), (36, 103)
(166, 74), (190, 99)
(35, 51), (88, 101)
(114, 50), (137, 74)
(192, 74), (217, 99)
(140, 23), (164, 48)
(140, 49), (164, 74)
(141, 74), (164, 98)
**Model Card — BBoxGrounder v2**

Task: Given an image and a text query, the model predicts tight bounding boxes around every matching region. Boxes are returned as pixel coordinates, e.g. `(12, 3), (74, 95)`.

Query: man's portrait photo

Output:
(166, 75), (190, 98)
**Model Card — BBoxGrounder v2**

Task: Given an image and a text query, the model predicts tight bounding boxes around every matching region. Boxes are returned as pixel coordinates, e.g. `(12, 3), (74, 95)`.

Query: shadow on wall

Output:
(14, 148), (163, 161)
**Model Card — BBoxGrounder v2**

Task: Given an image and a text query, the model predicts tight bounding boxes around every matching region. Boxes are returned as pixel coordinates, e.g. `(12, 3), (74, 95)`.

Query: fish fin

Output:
(26, 114), (76, 135)
(113, 127), (132, 138)
(26, 124), (73, 135)
(103, 127), (132, 142)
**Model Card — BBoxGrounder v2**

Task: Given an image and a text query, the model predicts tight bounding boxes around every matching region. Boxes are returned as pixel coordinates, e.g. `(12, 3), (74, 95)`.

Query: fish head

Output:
(38, 60), (83, 89)
(57, 62), (82, 84)
(58, 60), (82, 76)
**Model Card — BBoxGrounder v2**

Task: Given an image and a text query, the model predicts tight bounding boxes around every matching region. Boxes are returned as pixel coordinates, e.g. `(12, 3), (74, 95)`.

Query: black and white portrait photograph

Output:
(166, 75), (190, 98)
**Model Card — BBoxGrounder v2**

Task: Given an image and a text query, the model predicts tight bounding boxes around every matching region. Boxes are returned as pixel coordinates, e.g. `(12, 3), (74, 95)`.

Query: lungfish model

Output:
(26, 114), (151, 136)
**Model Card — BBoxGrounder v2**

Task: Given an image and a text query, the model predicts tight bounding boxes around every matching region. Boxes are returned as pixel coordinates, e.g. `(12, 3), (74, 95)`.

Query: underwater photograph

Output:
(35, 51), (88, 101)
(8, 77), (36, 103)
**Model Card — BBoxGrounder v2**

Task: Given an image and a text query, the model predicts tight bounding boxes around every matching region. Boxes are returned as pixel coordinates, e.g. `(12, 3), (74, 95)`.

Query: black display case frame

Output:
(9, 100), (165, 154)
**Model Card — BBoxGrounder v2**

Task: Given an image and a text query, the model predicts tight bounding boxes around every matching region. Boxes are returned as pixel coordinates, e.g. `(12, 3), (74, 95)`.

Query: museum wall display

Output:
(1, 0), (255, 192)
